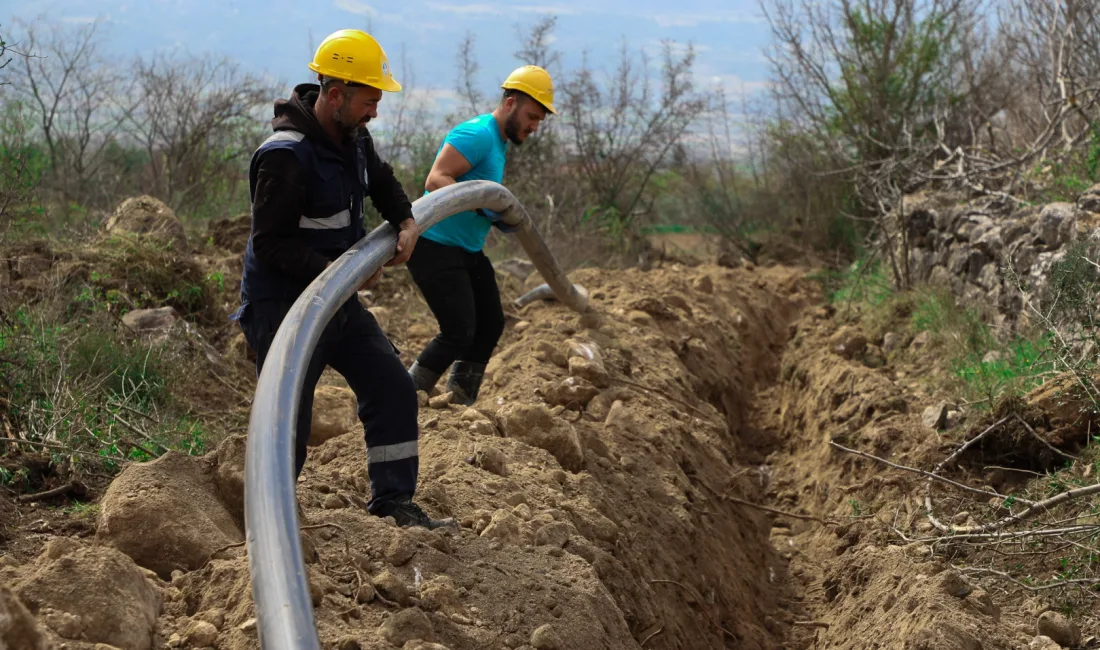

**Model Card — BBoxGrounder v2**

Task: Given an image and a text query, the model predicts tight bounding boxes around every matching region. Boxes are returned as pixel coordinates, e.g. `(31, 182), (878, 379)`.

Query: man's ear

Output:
(326, 84), (344, 104)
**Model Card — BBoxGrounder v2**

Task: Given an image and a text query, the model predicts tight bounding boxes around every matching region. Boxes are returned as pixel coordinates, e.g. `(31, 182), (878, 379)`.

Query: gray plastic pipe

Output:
(244, 180), (586, 650)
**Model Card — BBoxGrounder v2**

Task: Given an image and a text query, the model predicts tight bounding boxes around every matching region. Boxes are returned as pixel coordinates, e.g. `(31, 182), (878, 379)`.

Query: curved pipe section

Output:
(245, 180), (585, 650)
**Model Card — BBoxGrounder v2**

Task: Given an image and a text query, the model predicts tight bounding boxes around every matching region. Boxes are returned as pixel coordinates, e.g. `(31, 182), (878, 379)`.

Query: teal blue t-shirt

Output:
(421, 113), (508, 252)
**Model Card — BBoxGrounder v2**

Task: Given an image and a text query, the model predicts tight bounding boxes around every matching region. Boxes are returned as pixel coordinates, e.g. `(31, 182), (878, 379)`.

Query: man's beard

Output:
(503, 111), (525, 146)
(334, 98), (368, 137)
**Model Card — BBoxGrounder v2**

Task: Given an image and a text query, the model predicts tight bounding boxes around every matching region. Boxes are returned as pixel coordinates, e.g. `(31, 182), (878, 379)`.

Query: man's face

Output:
(503, 96), (547, 146)
(331, 85), (383, 137)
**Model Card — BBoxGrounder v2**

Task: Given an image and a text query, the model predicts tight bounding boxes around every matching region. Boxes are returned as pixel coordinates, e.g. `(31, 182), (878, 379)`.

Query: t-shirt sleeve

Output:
(443, 119), (492, 169)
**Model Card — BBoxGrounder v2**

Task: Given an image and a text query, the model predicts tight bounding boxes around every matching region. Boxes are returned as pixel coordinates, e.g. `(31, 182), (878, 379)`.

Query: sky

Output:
(7, 0), (773, 124)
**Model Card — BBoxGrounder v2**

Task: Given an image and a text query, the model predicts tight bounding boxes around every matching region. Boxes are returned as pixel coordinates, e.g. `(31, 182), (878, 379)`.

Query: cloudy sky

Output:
(8, 0), (772, 112)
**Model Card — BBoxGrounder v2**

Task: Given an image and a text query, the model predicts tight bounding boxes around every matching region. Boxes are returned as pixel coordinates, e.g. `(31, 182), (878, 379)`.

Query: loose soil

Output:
(2, 225), (1097, 649)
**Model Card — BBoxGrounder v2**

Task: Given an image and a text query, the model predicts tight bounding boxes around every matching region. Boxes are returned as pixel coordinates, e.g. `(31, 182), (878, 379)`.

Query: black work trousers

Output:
(237, 297), (418, 513)
(406, 237), (506, 374)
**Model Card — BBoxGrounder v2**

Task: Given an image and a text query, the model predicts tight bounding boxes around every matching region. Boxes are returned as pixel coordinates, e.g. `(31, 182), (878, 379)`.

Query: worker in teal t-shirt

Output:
(405, 65), (556, 404)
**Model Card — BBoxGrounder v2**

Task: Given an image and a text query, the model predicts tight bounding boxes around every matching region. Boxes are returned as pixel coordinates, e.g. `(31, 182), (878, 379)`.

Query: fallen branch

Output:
(202, 540), (247, 568)
(1, 437), (127, 461)
(609, 377), (714, 420)
(15, 479), (82, 503)
(721, 494), (838, 526)
(1013, 413), (1080, 462)
(828, 440), (1027, 505)
(959, 567), (1100, 595)
(640, 626), (664, 646)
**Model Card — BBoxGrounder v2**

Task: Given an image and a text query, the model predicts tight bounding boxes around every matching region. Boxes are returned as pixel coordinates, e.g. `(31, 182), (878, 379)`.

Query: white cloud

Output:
(426, 2), (497, 14)
(334, 0), (377, 16)
(426, 2), (579, 15)
(647, 10), (765, 28)
(697, 72), (770, 98)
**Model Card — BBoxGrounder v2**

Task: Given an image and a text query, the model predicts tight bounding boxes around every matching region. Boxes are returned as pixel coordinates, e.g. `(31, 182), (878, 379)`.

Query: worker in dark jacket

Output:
(406, 65), (555, 405)
(232, 29), (452, 530)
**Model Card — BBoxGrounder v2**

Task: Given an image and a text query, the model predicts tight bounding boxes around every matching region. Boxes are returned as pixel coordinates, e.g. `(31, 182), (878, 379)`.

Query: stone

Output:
(378, 607), (434, 646)
(1034, 203), (1077, 249)
(323, 493), (346, 509)
(544, 376), (600, 409)
(1037, 611), (1080, 647)
(531, 623), (562, 650)
(974, 226), (1005, 256)
(882, 332), (905, 353)
(386, 535), (417, 566)
(372, 570), (409, 604)
(692, 275), (714, 293)
(498, 403), (584, 472)
(310, 386), (358, 445)
(184, 620), (219, 647)
(534, 522), (572, 548)
(908, 248), (934, 283)
(1078, 182), (1100, 213)
(1029, 636), (1062, 650)
(197, 608), (226, 630)
(976, 263), (1001, 291)
(480, 509), (523, 545)
(567, 356), (610, 388)
(831, 329), (867, 360)
(922, 403), (949, 430)
(533, 341), (568, 367)
(430, 393), (454, 409)
(122, 307), (180, 338)
(473, 446), (508, 477)
(418, 576), (459, 613)
(357, 583), (376, 603)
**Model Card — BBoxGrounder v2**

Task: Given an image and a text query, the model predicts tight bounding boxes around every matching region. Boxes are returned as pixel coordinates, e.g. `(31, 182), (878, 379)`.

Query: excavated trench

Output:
(2, 259), (1058, 650)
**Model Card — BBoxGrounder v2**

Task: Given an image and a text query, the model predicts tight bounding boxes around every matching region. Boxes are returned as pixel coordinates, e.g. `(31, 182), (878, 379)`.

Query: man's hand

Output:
(386, 218), (419, 267)
(358, 267), (383, 291)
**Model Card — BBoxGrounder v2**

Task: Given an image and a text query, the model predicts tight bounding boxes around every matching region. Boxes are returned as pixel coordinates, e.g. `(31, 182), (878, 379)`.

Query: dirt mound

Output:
(104, 195), (188, 250)
(97, 451), (243, 578)
(11, 539), (162, 649)
(54, 262), (813, 650)
(759, 304), (1099, 649)
(0, 586), (48, 650)
(819, 545), (1011, 650)
(207, 213), (251, 254)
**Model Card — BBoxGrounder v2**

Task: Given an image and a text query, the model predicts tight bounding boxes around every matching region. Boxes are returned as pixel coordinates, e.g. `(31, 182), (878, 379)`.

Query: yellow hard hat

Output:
(309, 29), (401, 92)
(501, 65), (556, 114)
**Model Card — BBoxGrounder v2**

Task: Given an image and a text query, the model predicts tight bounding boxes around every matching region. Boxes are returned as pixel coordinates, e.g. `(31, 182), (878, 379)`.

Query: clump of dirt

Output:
(97, 451), (244, 578)
(104, 194), (189, 250)
(6, 538), (163, 649)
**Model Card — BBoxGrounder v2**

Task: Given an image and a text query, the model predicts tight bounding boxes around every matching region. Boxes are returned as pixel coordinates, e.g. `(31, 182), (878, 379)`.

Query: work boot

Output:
(408, 361), (442, 395)
(446, 361), (487, 406)
(378, 496), (457, 530)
